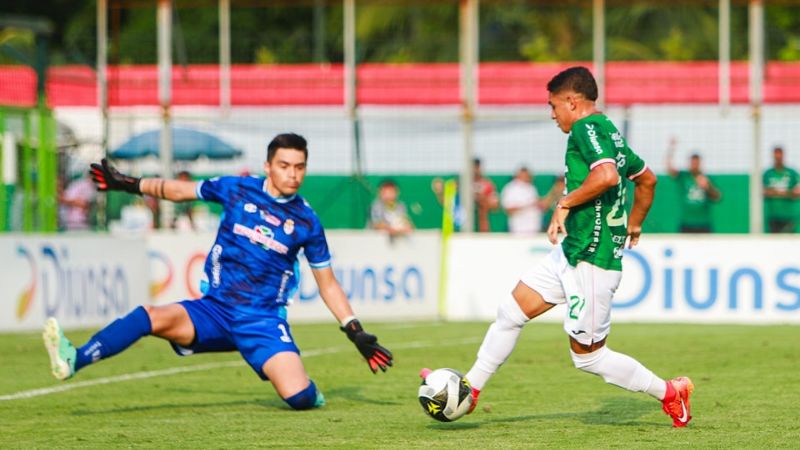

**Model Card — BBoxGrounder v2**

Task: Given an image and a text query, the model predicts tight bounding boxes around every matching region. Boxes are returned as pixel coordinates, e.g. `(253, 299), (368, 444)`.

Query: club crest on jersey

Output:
(244, 203), (257, 213)
(283, 219), (295, 235)
(260, 210), (282, 226)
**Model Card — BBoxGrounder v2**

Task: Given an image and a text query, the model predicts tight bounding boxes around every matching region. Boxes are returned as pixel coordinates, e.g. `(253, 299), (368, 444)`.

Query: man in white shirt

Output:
(501, 167), (543, 236)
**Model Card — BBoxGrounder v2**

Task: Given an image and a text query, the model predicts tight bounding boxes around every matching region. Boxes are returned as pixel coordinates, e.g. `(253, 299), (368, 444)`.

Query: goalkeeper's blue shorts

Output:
(170, 296), (298, 380)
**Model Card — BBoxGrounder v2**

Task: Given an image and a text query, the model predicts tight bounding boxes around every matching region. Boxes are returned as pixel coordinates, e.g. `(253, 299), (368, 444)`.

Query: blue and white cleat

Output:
(314, 390), (326, 408)
(42, 318), (76, 381)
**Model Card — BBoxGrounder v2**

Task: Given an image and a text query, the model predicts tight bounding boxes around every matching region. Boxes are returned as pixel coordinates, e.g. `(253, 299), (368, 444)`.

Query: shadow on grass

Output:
(427, 396), (668, 430)
(71, 384), (400, 416)
(323, 385), (402, 406)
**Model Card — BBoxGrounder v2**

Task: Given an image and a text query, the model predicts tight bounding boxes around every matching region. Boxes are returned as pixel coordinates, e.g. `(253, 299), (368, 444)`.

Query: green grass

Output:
(1, 322), (798, 448)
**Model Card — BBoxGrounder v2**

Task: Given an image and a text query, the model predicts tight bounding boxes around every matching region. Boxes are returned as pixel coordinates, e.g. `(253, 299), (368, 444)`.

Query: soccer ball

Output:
(418, 368), (473, 422)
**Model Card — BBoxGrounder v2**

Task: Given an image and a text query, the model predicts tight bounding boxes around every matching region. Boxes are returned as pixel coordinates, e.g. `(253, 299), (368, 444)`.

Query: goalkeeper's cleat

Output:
(314, 390), (326, 408)
(42, 318), (76, 381)
(661, 376), (694, 427)
(466, 386), (481, 415)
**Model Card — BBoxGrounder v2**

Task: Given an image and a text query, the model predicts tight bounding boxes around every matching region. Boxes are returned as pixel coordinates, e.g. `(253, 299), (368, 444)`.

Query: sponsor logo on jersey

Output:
(260, 210), (282, 226)
(244, 203), (257, 213)
(585, 123), (603, 154)
(233, 223), (289, 254)
(283, 219), (295, 235)
(610, 131), (625, 148)
(615, 152), (627, 168)
(211, 244), (223, 287)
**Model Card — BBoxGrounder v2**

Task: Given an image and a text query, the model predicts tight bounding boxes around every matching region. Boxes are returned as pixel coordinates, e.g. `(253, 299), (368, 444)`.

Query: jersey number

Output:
(568, 295), (586, 320)
(277, 324), (292, 343)
(605, 181), (627, 227)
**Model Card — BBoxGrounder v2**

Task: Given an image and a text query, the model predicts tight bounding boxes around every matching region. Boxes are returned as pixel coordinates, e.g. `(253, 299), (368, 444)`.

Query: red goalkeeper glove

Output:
(89, 158), (142, 195)
(341, 319), (393, 374)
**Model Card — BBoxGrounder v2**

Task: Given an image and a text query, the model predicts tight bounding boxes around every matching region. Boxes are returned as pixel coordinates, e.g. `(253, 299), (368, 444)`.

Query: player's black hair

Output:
(690, 153), (702, 160)
(547, 66), (598, 101)
(379, 178), (398, 189)
(267, 133), (308, 162)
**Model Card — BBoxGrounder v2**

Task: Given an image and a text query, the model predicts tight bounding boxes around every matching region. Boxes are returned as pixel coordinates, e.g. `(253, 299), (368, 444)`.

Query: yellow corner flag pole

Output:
(437, 179), (458, 319)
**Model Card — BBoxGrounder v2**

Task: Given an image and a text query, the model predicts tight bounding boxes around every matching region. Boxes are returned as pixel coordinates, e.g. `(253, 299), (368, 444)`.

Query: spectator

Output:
(501, 167), (545, 236)
(59, 172), (96, 231)
(763, 146), (800, 233)
(369, 179), (413, 236)
(667, 139), (721, 233)
(473, 158), (499, 232)
(172, 170), (196, 230)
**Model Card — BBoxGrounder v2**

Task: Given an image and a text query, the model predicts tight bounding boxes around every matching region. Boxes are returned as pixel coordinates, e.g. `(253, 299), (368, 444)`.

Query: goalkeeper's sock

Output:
(466, 296), (529, 390)
(74, 306), (152, 371)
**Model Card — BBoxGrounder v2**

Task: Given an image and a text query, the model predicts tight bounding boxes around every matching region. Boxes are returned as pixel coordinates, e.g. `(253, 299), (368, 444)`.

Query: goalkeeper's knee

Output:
(283, 380), (325, 410)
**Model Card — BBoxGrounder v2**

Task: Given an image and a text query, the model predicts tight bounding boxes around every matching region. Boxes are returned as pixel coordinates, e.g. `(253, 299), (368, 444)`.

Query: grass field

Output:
(1, 321), (798, 448)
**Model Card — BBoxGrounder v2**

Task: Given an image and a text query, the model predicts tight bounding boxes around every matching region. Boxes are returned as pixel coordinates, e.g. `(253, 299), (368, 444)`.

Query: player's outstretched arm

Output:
(90, 158), (198, 202)
(627, 168), (657, 248)
(311, 266), (393, 374)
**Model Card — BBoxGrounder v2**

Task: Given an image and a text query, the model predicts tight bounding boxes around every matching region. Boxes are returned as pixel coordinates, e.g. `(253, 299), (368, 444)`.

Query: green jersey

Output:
(675, 171), (712, 228)
(763, 167), (799, 221)
(561, 114), (646, 271)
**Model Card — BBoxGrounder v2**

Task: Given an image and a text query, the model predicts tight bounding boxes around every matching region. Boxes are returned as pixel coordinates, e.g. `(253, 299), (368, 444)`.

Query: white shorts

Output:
(519, 246), (622, 346)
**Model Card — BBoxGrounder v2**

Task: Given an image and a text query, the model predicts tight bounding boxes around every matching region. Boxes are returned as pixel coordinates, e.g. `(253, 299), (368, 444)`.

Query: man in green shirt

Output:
(448, 67), (693, 428)
(763, 146), (799, 233)
(667, 148), (721, 233)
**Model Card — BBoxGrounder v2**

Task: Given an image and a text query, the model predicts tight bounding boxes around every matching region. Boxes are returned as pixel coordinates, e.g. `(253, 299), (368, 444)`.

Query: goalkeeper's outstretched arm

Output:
(90, 158), (197, 202)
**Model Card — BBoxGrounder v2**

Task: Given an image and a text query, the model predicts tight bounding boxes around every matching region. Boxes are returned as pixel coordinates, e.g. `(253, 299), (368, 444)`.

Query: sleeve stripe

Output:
(195, 181), (205, 200)
(628, 164), (648, 180)
(308, 260), (331, 269)
(590, 158), (616, 170)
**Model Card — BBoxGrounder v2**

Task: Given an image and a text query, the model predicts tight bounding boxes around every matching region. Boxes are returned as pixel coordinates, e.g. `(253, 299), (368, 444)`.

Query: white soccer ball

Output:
(418, 368), (473, 422)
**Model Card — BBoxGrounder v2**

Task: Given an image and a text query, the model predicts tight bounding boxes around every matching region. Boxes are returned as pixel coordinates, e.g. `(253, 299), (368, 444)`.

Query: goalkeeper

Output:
(42, 133), (393, 410)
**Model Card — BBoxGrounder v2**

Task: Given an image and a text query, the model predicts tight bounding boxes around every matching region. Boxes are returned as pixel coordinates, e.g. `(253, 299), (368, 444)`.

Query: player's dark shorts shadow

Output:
(428, 396), (669, 430)
(71, 399), (262, 416)
(323, 385), (401, 406)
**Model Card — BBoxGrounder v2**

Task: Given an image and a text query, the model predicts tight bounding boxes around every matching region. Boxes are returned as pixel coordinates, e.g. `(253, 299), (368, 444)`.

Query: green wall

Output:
(102, 173), (781, 234)
(300, 174), (756, 234)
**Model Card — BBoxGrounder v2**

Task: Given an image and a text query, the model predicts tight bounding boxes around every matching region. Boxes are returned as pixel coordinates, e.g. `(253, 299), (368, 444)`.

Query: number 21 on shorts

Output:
(568, 295), (586, 320)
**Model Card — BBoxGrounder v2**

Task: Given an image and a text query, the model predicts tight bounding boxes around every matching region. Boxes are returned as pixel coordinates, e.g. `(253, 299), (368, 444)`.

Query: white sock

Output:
(571, 347), (667, 400)
(466, 297), (529, 391)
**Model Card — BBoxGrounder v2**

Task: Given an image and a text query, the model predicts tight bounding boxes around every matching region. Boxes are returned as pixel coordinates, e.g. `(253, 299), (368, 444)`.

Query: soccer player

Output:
(763, 146), (799, 233)
(43, 133), (393, 410)
(666, 140), (721, 233)
(438, 67), (693, 427)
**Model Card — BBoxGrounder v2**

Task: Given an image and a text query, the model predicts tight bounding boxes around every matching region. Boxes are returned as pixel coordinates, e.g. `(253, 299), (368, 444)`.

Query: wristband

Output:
(340, 315), (356, 327)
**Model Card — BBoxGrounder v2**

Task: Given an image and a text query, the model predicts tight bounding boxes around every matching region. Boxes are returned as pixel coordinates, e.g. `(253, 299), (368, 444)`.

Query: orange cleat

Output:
(661, 376), (694, 427)
(466, 386), (481, 414)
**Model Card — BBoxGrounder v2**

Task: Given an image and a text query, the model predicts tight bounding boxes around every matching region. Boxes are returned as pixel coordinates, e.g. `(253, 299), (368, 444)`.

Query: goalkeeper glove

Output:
(89, 158), (142, 195)
(341, 319), (393, 374)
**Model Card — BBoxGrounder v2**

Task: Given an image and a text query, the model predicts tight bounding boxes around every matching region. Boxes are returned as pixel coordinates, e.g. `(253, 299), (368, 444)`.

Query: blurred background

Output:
(1, 0), (799, 235)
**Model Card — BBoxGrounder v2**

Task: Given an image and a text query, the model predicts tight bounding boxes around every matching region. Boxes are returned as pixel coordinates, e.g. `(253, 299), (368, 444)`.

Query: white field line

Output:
(0, 336), (481, 402)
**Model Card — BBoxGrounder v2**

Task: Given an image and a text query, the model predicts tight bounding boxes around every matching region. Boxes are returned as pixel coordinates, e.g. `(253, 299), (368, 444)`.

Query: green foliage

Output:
(1, 322), (798, 447)
(2, 2), (799, 65)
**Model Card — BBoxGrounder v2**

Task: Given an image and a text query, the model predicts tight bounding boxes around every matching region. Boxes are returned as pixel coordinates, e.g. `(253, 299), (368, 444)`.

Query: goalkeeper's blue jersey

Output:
(195, 176), (331, 311)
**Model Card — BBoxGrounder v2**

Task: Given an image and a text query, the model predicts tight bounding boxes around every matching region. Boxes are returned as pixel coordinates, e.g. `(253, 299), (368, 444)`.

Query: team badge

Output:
(244, 203), (257, 213)
(283, 219), (295, 235)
